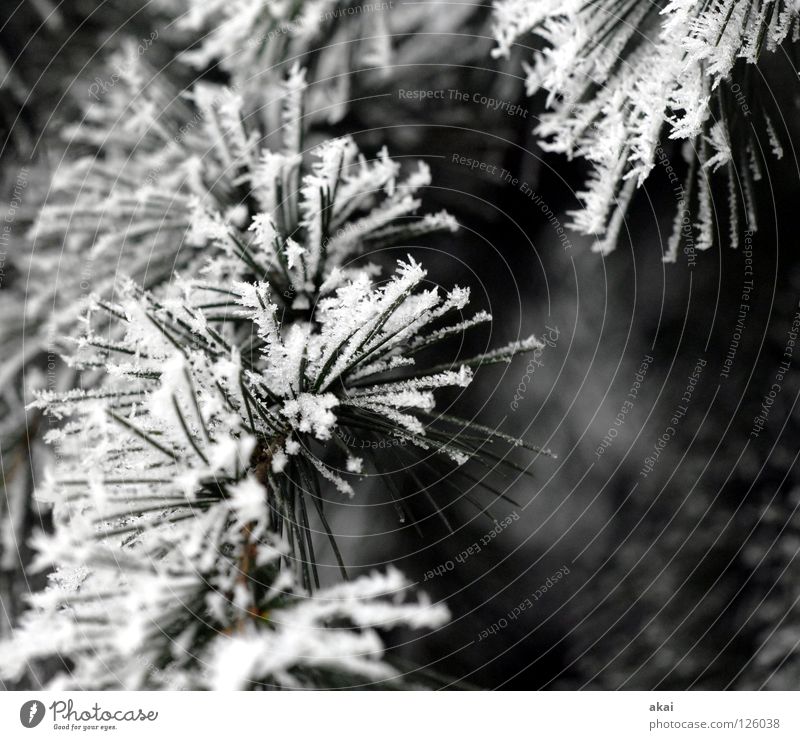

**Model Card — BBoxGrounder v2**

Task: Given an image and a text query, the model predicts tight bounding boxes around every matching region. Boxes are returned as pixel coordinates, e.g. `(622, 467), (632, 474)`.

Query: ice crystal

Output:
(493, 0), (800, 257)
(1, 61), (547, 689)
(0, 248), (541, 687)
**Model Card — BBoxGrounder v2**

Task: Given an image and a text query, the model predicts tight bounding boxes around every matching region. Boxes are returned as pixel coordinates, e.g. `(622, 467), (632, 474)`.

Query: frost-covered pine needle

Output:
(1, 59), (547, 690)
(492, 0), (798, 257)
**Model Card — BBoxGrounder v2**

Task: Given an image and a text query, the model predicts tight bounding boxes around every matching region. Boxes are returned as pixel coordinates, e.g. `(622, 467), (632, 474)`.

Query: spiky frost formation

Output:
(2, 536), (448, 689)
(492, 0), (799, 256)
(0, 253), (540, 690)
(29, 62), (455, 339)
(34, 254), (528, 517)
(2, 58), (548, 688)
(1, 59), (458, 592)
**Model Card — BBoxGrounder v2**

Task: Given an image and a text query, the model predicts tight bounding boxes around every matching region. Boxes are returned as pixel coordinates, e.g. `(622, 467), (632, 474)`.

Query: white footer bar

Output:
(1, 691), (797, 738)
